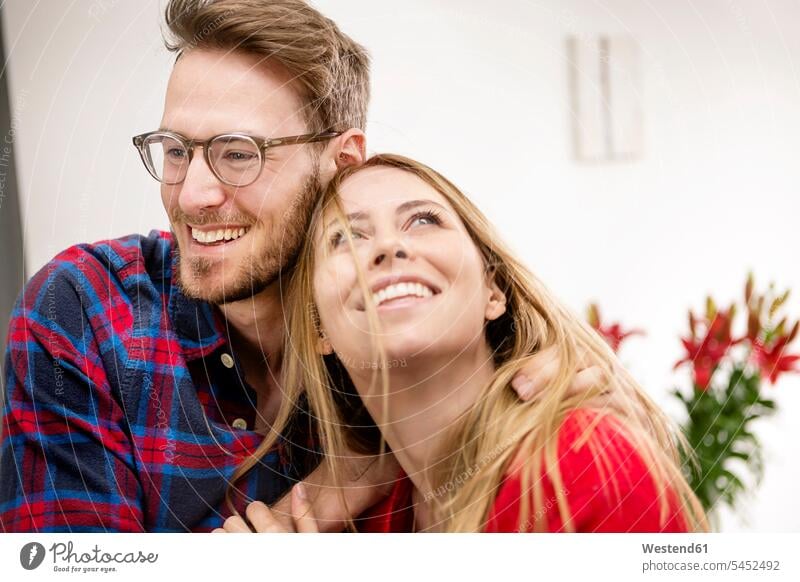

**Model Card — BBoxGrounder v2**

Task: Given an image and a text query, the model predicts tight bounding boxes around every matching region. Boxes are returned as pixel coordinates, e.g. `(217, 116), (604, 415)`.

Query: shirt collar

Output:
(167, 255), (228, 361)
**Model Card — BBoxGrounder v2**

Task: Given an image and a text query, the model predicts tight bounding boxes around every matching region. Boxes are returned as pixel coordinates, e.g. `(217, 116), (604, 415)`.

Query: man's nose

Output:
(177, 152), (227, 215)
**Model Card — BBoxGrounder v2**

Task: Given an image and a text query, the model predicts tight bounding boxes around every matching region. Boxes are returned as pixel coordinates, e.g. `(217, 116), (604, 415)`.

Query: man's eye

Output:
(225, 151), (257, 162)
(166, 148), (187, 160)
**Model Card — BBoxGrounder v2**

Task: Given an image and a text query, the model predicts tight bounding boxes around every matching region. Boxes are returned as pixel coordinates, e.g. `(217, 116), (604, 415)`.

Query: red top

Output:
(357, 409), (691, 532)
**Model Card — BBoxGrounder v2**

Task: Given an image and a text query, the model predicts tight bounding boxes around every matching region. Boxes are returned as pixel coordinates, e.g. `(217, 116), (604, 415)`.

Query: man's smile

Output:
(188, 225), (251, 246)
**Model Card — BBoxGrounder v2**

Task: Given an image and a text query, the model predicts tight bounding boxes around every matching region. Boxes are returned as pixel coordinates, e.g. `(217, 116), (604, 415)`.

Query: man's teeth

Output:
(372, 282), (434, 307)
(191, 227), (249, 244)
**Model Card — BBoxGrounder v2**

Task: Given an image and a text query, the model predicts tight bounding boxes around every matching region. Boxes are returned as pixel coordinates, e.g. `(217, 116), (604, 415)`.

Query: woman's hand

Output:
(213, 483), (318, 533)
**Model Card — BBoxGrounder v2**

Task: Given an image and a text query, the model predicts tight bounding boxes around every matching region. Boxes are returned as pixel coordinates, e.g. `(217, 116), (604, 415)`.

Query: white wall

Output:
(3, 0), (799, 531)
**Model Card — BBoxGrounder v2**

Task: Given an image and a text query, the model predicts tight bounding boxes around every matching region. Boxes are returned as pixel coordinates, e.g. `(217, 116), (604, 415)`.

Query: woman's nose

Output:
(371, 229), (411, 267)
(373, 247), (409, 267)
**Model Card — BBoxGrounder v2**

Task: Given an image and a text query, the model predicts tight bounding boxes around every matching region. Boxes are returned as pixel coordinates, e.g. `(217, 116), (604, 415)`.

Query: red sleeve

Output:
(484, 409), (690, 533)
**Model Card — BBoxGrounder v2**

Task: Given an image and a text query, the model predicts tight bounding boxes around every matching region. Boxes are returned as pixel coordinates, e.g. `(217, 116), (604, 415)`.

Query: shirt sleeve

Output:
(0, 248), (144, 532)
(485, 409), (690, 533)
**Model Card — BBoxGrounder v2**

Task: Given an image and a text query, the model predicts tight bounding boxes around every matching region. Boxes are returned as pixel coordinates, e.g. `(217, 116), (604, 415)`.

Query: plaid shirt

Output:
(0, 230), (316, 532)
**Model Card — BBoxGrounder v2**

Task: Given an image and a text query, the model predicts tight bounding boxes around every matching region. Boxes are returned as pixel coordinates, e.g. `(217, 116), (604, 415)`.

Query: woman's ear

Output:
(484, 268), (507, 322)
(315, 330), (334, 356)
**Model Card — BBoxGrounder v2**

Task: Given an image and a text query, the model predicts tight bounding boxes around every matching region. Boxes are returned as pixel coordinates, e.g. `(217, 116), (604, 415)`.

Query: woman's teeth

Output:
(191, 227), (249, 244)
(372, 282), (434, 307)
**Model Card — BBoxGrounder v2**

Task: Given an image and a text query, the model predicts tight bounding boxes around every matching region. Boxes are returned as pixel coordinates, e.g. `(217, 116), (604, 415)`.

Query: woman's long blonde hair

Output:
(229, 154), (707, 532)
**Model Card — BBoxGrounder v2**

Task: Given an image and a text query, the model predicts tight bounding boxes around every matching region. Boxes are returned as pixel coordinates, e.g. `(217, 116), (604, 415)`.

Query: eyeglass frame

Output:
(132, 129), (343, 186)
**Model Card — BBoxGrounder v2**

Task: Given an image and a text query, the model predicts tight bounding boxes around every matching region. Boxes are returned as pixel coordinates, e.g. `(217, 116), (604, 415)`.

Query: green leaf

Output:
(757, 398), (777, 410)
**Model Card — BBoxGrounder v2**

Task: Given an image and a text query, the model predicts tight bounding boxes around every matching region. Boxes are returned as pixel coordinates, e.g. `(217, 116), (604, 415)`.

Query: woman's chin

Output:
(380, 336), (458, 368)
(338, 341), (426, 371)
(334, 319), (478, 372)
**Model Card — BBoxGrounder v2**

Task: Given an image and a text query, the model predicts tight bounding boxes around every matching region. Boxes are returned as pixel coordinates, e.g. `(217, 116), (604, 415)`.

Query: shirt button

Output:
(232, 418), (248, 430)
(220, 353), (235, 369)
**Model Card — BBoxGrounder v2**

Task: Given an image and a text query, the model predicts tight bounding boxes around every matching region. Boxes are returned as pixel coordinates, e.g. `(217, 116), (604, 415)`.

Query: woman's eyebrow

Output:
(324, 210), (369, 232)
(395, 199), (447, 214)
(323, 199), (446, 232)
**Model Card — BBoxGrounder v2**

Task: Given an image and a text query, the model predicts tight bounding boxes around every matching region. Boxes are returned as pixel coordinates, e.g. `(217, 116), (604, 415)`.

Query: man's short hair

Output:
(164, 0), (370, 132)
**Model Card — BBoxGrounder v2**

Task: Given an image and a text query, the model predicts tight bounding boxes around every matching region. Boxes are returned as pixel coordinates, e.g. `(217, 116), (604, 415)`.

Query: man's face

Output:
(160, 49), (320, 304)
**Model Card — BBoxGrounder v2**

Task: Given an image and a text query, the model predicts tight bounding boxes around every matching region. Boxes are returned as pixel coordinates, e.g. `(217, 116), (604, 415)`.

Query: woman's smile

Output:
(356, 275), (442, 311)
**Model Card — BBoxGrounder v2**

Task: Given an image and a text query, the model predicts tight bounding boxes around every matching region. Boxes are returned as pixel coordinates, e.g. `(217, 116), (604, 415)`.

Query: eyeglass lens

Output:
(141, 134), (263, 186)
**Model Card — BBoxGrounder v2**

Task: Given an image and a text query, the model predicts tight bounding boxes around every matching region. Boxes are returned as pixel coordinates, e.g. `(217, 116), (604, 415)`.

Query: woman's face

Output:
(312, 166), (505, 369)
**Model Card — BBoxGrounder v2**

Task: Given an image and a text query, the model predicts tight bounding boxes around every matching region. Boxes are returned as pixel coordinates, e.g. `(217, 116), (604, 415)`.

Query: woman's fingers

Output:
(221, 514), (253, 533)
(218, 490), (318, 533)
(291, 483), (319, 533)
(218, 490), (317, 534)
(246, 501), (289, 533)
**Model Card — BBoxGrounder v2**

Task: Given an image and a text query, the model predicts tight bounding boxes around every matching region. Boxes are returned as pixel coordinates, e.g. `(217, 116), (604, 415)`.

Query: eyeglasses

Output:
(132, 129), (342, 187)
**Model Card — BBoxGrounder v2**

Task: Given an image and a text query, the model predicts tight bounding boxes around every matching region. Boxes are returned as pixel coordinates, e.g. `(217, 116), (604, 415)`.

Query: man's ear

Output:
(484, 268), (507, 322)
(331, 128), (366, 169)
(319, 128), (366, 182)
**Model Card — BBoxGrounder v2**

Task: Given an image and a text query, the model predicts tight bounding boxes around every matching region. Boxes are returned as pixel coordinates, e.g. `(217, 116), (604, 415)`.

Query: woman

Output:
(225, 154), (707, 533)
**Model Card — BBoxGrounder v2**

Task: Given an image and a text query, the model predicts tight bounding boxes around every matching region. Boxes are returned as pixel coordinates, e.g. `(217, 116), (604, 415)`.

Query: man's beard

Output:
(173, 169), (321, 305)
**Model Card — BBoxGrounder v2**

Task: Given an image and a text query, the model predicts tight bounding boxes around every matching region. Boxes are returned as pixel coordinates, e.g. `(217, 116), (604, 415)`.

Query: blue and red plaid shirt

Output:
(0, 230), (317, 532)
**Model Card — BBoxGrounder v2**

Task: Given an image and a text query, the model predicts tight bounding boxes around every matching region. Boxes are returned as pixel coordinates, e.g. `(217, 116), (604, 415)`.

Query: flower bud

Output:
(787, 320), (799, 344)
(706, 296), (717, 320)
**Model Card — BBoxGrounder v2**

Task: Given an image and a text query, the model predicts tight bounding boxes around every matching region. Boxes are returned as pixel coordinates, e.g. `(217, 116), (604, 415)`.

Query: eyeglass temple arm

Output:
(263, 130), (343, 149)
(132, 130), (342, 149)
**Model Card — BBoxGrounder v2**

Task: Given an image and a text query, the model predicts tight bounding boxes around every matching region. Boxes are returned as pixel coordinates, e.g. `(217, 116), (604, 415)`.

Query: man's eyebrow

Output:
(157, 127), (262, 137)
(156, 126), (191, 137)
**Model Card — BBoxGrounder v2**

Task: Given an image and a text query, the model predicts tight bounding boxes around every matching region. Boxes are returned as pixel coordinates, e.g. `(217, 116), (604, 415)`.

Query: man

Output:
(0, 0), (602, 532)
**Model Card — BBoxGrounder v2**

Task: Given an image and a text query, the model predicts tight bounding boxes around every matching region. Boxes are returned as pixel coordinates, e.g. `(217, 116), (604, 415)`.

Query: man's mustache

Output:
(169, 208), (256, 226)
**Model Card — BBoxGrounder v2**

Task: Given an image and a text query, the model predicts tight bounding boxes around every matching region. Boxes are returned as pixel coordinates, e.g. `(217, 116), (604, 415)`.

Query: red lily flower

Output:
(674, 307), (741, 390)
(587, 304), (644, 353)
(751, 327), (800, 384)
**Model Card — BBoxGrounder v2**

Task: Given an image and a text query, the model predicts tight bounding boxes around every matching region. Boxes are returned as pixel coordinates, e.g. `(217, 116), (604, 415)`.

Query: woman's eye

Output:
(329, 231), (344, 248)
(330, 229), (364, 248)
(408, 211), (442, 228)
